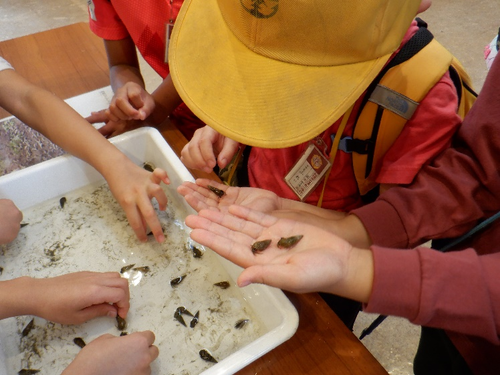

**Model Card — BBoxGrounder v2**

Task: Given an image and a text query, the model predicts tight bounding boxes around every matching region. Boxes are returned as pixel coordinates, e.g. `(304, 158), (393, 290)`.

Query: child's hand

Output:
(62, 331), (159, 375)
(24, 272), (130, 324)
(0, 199), (23, 244)
(105, 163), (170, 243)
(107, 82), (155, 122)
(181, 125), (240, 174)
(185, 205), (373, 302)
(86, 110), (143, 138)
(178, 178), (281, 214)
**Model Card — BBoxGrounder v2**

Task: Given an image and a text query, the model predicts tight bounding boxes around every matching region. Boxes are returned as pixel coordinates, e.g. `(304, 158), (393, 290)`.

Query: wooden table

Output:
(0, 23), (388, 375)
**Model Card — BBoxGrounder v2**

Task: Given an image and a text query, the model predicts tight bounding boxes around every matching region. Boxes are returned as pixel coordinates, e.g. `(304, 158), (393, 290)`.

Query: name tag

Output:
(284, 143), (331, 201)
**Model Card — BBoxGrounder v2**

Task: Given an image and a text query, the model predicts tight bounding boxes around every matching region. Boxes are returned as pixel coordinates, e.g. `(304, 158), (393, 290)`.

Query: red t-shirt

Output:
(248, 21), (462, 211)
(87, 0), (203, 139)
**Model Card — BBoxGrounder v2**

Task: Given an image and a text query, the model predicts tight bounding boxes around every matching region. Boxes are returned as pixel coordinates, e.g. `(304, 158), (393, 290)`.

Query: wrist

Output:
(336, 214), (373, 248)
(0, 277), (38, 319)
(333, 247), (374, 303)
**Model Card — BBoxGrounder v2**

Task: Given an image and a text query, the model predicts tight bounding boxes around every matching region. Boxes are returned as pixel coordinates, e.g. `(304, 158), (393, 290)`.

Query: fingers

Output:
(217, 139), (241, 169)
(238, 264), (298, 291)
(107, 83), (154, 122)
(181, 127), (218, 173)
(227, 205), (279, 229)
(97, 122), (115, 138)
(86, 110), (108, 124)
(186, 213), (260, 268)
(195, 209), (264, 239)
(132, 331), (159, 361)
(150, 168), (170, 189)
(90, 272), (131, 317)
(177, 180), (224, 212)
(107, 94), (140, 122)
(137, 330), (156, 348)
(77, 303), (121, 323)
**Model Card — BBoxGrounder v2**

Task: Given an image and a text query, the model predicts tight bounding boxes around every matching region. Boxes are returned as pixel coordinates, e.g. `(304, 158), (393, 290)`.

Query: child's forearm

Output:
(0, 277), (37, 320)
(276, 199), (373, 248)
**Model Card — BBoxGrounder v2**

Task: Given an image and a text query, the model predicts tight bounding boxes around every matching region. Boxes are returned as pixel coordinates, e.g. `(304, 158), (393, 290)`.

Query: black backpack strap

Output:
(432, 211), (500, 252)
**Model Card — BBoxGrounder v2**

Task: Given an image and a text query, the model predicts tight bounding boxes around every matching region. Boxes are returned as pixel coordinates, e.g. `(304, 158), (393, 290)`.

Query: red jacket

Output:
(351, 55), (500, 374)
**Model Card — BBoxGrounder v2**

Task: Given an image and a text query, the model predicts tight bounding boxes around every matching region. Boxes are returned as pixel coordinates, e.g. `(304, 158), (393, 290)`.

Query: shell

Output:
(251, 239), (272, 254)
(120, 264), (135, 273)
(235, 318), (250, 329)
(142, 162), (156, 172)
(190, 311), (200, 328)
(21, 318), (34, 337)
(177, 306), (194, 317)
(207, 185), (225, 198)
(214, 281), (230, 289)
(133, 266), (150, 273)
(18, 370), (40, 375)
(170, 274), (187, 287)
(191, 245), (203, 258)
(277, 235), (303, 249)
(174, 308), (187, 327)
(116, 315), (127, 331)
(199, 349), (218, 363)
(73, 337), (86, 349)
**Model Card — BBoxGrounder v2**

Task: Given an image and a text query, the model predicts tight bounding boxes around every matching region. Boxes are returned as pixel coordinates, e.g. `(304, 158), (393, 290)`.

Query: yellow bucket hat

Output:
(170, 0), (421, 148)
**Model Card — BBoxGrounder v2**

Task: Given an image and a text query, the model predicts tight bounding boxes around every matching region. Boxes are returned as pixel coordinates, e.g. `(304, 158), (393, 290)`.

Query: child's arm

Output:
(0, 67), (169, 242)
(0, 271), (129, 322)
(87, 39), (184, 138)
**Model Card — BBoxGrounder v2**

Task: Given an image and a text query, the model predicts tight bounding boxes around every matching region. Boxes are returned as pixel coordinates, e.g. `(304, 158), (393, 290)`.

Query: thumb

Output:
(217, 141), (240, 170)
(237, 264), (297, 291)
(77, 304), (118, 323)
(86, 110), (108, 124)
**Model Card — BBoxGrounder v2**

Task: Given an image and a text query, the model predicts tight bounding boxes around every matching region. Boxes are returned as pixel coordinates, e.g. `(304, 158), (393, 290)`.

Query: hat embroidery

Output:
(240, 0), (278, 19)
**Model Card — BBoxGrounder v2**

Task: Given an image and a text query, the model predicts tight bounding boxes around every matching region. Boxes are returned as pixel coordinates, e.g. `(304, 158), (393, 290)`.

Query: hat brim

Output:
(170, 0), (394, 148)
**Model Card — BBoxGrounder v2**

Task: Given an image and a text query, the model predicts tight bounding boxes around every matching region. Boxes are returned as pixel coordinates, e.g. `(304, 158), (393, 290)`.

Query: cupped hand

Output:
(180, 126), (240, 173)
(178, 179), (281, 214)
(185, 205), (354, 294)
(62, 331), (159, 375)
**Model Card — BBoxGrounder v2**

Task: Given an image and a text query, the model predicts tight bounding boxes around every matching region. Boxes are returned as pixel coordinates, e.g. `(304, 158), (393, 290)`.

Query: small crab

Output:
(59, 197), (67, 208)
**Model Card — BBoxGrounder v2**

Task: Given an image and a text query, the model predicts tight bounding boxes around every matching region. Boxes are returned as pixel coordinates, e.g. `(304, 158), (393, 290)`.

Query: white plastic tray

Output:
(0, 127), (298, 374)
